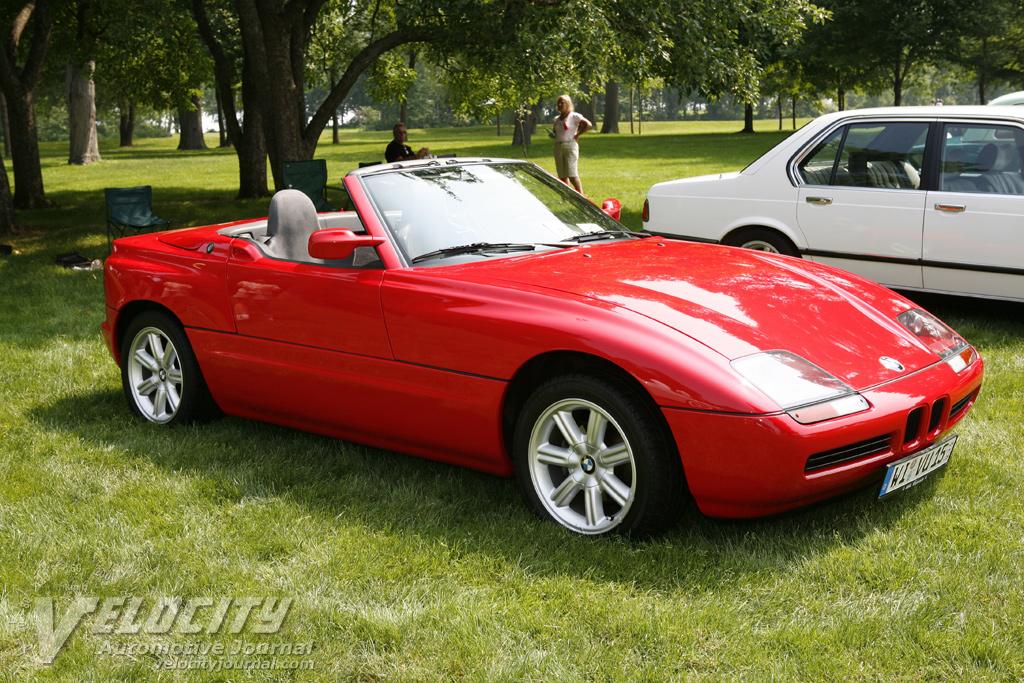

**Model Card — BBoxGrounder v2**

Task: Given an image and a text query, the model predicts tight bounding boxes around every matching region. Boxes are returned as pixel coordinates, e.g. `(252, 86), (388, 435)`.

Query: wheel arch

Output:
(722, 224), (802, 255)
(500, 351), (678, 467)
(112, 300), (181, 366)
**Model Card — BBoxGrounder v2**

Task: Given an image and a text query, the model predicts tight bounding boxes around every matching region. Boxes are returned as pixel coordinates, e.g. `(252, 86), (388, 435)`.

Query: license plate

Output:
(879, 434), (957, 498)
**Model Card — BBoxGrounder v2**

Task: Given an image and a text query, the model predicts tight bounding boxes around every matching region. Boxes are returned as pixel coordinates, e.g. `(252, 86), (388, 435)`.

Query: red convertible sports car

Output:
(102, 158), (984, 536)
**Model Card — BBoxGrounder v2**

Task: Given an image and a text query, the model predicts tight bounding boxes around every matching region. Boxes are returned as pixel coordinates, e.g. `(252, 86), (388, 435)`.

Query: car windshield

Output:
(359, 162), (628, 264)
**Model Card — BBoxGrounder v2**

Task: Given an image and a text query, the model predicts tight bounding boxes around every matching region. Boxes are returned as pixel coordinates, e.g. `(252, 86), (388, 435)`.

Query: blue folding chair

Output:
(105, 186), (171, 252)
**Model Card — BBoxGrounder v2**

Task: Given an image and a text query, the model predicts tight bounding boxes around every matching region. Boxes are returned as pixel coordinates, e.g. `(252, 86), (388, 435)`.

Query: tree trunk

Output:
(512, 108), (531, 153)
(792, 94), (797, 129)
(177, 94), (208, 150)
(778, 96), (783, 130)
(629, 86), (634, 134)
(741, 103), (755, 133)
(666, 88), (679, 121)
(601, 80), (619, 133)
(400, 51), (416, 125)
(638, 89), (643, 135)
(118, 98), (135, 147)
(578, 84), (596, 123)
(234, 62), (268, 198)
(978, 38), (988, 104)
(192, 0), (267, 199)
(1, 94), (10, 157)
(215, 88), (232, 147)
(0, 153), (18, 236)
(892, 61), (903, 106)
(4, 87), (48, 209)
(66, 61), (101, 165)
(235, 116), (268, 198)
(0, 0), (52, 209)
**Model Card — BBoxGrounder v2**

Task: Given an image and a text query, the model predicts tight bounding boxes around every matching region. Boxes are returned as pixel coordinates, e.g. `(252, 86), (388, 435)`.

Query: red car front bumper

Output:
(664, 355), (984, 518)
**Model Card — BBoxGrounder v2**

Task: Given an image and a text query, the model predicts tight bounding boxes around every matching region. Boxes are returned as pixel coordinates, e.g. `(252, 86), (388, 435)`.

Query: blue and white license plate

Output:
(879, 434), (957, 498)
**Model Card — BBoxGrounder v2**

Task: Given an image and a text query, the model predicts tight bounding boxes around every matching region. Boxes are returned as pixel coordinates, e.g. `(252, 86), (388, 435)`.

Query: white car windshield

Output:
(359, 162), (629, 264)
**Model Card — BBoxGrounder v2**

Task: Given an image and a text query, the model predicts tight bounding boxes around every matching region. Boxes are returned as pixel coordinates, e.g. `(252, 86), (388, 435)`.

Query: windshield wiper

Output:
(551, 230), (651, 245)
(411, 242), (536, 264)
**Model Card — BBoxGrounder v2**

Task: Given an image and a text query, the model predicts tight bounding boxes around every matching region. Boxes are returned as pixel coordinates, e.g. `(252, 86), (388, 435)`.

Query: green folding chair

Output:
(105, 186), (172, 252)
(282, 159), (349, 212)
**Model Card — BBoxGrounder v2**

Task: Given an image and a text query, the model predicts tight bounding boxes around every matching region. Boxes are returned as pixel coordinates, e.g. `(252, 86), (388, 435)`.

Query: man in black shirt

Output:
(385, 123), (430, 162)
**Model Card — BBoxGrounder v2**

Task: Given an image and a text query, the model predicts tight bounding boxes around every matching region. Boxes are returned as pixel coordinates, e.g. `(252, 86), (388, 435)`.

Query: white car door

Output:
(795, 120), (931, 289)
(922, 122), (1024, 300)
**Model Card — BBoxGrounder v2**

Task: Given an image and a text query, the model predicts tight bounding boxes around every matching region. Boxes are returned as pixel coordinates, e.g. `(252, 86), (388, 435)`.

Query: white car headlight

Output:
(897, 309), (976, 372)
(732, 351), (870, 425)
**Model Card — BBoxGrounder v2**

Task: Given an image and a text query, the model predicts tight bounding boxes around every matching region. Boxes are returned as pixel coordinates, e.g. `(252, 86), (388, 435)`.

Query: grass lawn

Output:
(2, 121), (1023, 681)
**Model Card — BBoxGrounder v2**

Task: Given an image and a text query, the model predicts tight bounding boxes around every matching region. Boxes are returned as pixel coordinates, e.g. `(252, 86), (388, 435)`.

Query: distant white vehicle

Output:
(988, 92), (1024, 106)
(644, 106), (1024, 302)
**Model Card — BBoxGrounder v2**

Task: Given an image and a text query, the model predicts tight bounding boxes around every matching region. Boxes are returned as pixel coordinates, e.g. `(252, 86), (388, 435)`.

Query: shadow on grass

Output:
(28, 385), (948, 593)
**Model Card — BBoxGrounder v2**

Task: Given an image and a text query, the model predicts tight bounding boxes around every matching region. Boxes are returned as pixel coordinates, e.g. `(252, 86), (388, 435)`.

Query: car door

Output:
(227, 243), (389, 357)
(220, 241), (392, 424)
(795, 120), (932, 289)
(922, 121), (1024, 299)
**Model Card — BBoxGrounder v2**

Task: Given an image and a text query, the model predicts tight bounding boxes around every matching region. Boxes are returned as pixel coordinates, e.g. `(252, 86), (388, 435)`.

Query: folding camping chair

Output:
(282, 159), (349, 212)
(105, 186), (172, 252)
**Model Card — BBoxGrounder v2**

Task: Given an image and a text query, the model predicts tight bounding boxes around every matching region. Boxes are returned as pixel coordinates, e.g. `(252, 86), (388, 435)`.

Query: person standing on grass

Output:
(552, 95), (592, 194)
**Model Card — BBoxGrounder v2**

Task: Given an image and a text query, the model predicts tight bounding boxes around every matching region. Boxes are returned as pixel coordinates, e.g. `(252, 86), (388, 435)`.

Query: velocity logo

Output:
(30, 596), (292, 664)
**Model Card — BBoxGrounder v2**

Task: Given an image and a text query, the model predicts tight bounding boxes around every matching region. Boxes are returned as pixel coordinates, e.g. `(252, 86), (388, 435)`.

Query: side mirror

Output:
(308, 229), (385, 261)
(601, 198), (622, 221)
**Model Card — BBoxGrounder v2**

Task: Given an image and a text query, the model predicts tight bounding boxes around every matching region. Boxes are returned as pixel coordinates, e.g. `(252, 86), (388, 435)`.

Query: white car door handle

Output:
(805, 197), (832, 205)
(935, 203), (966, 213)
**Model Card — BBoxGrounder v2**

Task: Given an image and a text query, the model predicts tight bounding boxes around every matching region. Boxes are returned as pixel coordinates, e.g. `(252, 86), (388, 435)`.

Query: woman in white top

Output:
(552, 95), (593, 193)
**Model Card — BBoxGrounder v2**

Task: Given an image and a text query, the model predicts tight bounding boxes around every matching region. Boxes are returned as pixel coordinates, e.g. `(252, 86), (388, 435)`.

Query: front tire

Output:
(120, 310), (217, 425)
(513, 374), (687, 536)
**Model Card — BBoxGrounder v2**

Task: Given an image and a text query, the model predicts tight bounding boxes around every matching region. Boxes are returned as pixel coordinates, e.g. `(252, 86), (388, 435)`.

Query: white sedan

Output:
(644, 106), (1024, 302)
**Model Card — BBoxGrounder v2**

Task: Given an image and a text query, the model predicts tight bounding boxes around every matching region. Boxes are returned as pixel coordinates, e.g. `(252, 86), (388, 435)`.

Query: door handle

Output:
(934, 203), (966, 213)
(805, 197), (832, 205)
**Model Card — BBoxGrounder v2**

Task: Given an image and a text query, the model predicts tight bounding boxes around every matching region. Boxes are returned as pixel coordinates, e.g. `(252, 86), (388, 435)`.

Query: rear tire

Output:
(725, 228), (799, 257)
(513, 374), (687, 537)
(120, 310), (218, 425)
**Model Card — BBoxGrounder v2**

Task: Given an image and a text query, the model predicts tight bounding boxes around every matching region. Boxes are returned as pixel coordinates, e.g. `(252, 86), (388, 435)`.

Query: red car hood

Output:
(462, 239), (940, 390)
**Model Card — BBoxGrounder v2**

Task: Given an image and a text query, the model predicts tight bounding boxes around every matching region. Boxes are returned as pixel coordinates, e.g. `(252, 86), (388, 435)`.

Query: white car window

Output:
(798, 121), (929, 190)
(939, 124), (1024, 195)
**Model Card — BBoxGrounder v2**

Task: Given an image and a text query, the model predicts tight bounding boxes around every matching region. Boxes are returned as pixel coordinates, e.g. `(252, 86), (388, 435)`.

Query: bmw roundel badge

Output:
(879, 356), (905, 372)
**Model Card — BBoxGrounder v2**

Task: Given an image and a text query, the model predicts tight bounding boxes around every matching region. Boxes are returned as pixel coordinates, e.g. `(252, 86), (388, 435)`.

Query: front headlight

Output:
(897, 309), (976, 372)
(732, 351), (870, 425)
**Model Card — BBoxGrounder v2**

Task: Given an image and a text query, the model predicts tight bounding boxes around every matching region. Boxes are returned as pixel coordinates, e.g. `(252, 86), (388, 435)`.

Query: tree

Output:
(191, 0), (269, 198)
(793, 5), (878, 111)
(177, 94), (208, 149)
(66, 60), (100, 164)
(802, 0), (973, 106)
(943, 0), (1018, 103)
(601, 80), (620, 133)
(0, 0), (53, 209)
(0, 154), (18, 235)
(97, 0), (213, 148)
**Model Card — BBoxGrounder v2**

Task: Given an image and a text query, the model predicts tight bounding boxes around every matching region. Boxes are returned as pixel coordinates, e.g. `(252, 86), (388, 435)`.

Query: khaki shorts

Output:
(554, 140), (579, 178)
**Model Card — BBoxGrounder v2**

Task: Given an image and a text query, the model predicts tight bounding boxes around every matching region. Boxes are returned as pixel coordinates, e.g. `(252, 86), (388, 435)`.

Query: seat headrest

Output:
(267, 190), (317, 237)
(975, 143), (1014, 173)
(266, 189), (319, 261)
